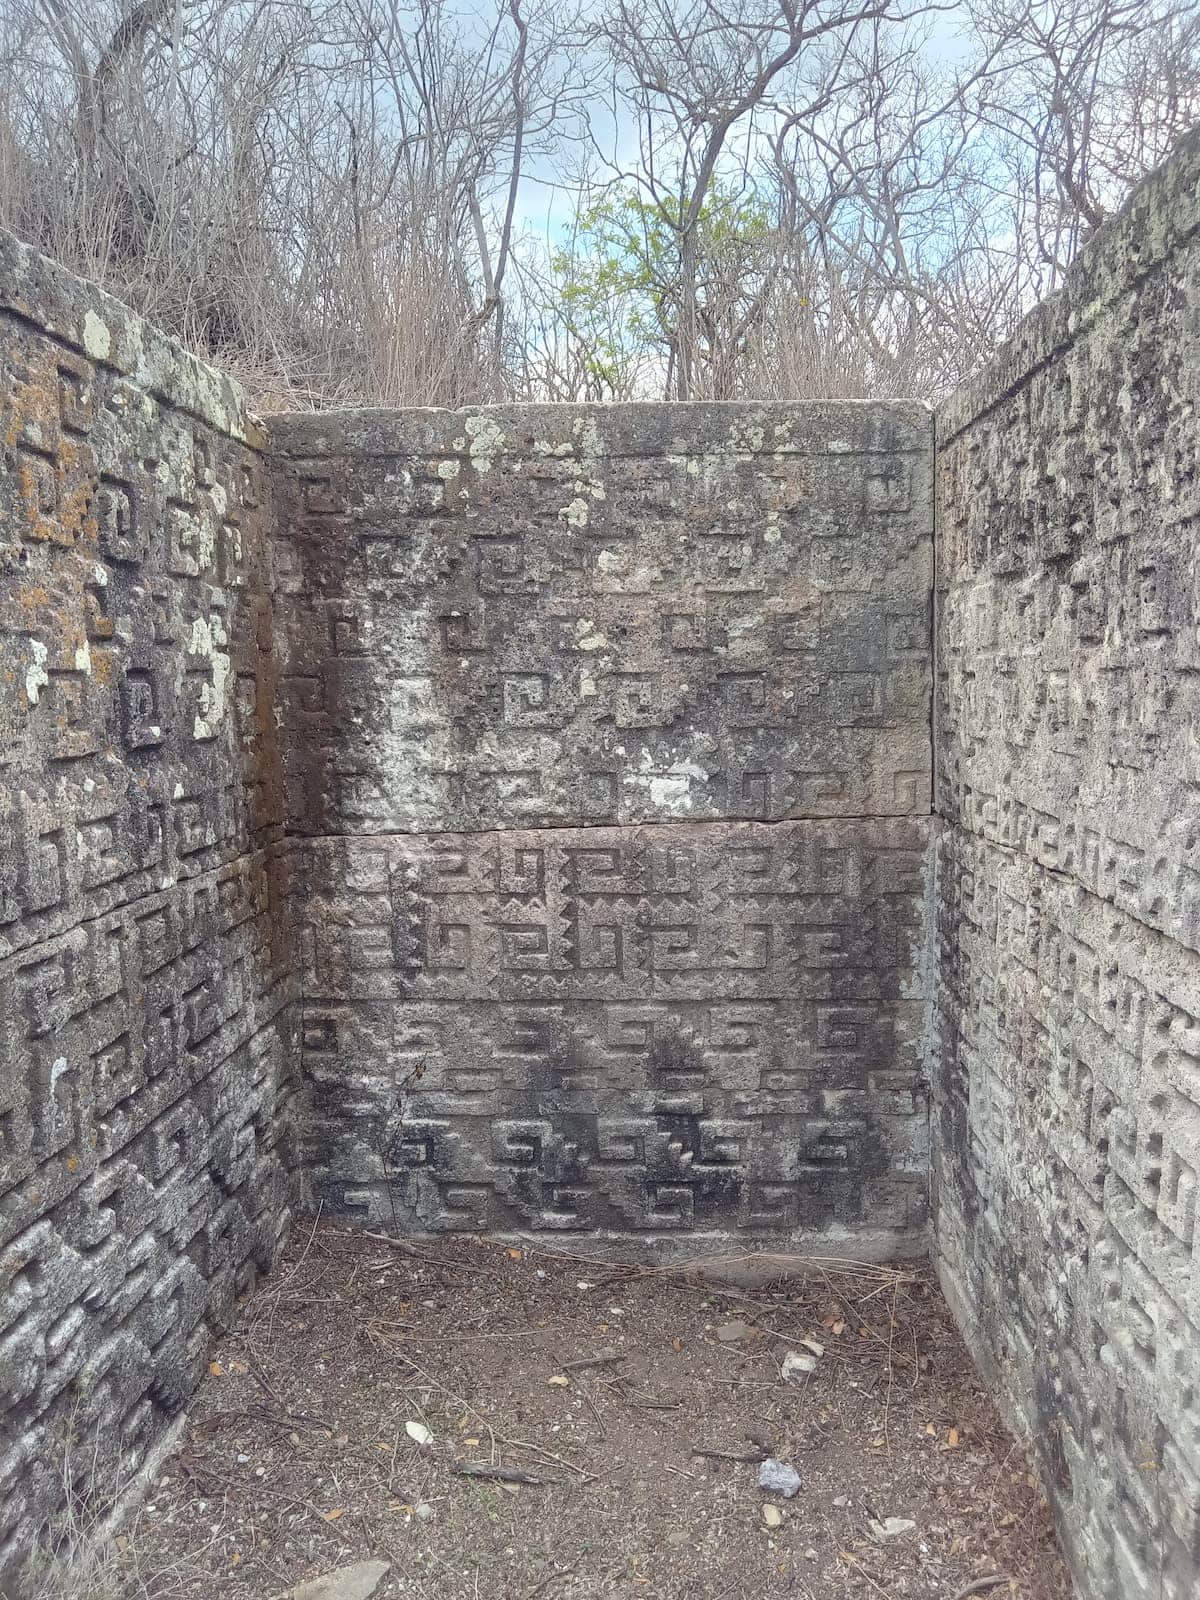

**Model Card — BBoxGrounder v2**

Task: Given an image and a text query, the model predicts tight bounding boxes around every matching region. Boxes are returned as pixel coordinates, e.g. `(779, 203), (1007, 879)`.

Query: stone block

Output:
(0, 229), (300, 1586)
(297, 819), (931, 1253)
(932, 127), (1200, 1600)
(270, 402), (933, 833)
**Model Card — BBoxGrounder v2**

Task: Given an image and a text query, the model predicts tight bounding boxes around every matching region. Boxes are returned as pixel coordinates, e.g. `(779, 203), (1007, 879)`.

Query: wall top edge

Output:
(0, 226), (264, 448)
(293, 815), (936, 849)
(936, 127), (1200, 444)
(265, 399), (935, 461)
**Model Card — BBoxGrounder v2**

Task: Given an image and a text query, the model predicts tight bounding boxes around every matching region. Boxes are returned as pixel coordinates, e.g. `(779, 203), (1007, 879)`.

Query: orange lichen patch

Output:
(244, 416), (269, 453)
(63, 616), (90, 658)
(13, 457), (62, 538)
(61, 483), (97, 542)
(2, 398), (24, 450)
(12, 368), (58, 429)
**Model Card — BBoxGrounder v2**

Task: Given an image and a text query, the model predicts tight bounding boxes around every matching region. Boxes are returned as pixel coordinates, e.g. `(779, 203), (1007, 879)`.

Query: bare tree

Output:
(588, 0), (925, 398)
(765, 17), (1010, 395)
(337, 0), (579, 397)
(0, 0), (1194, 406)
(0, 0), (579, 405)
(969, 0), (1200, 289)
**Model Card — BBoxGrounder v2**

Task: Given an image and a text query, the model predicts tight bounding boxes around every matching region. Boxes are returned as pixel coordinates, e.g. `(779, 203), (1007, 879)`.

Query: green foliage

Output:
(550, 179), (775, 394)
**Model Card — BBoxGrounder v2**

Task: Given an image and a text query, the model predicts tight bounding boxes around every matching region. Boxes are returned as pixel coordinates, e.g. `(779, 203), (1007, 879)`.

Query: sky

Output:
(510, 4), (984, 240)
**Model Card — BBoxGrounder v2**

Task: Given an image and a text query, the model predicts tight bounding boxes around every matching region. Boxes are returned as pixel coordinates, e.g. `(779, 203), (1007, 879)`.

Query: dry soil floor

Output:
(118, 1221), (1072, 1600)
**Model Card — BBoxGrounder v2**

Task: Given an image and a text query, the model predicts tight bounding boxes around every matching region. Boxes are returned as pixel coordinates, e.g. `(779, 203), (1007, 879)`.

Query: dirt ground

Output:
(118, 1220), (1072, 1600)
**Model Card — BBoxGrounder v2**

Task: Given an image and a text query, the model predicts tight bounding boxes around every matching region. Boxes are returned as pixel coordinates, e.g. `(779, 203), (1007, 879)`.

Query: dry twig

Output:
(561, 1351), (624, 1372)
(454, 1461), (551, 1486)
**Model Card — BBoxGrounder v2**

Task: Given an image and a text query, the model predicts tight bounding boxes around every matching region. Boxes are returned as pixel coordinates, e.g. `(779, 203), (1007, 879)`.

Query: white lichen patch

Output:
(571, 415), (605, 460)
(25, 638), (49, 705)
(196, 514), (217, 574)
(646, 768), (703, 809)
(82, 309), (112, 361)
(188, 360), (245, 441)
(625, 751), (709, 812)
(730, 423), (765, 453)
(74, 638), (91, 674)
(189, 613), (231, 740)
(555, 446), (606, 524)
(574, 619), (608, 652)
(465, 415), (506, 473)
(437, 459), (460, 481)
(123, 316), (144, 374)
(593, 547), (664, 592)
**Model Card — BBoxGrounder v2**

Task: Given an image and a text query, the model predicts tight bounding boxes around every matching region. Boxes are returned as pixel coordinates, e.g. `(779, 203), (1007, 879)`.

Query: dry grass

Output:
(16, 1546), (123, 1600)
(12, 1431), (135, 1600)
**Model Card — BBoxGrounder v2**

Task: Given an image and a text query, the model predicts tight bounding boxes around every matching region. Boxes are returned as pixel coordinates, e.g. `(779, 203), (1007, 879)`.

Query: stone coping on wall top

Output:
(0, 225), (264, 448)
(937, 126), (1200, 447)
(265, 398), (934, 460)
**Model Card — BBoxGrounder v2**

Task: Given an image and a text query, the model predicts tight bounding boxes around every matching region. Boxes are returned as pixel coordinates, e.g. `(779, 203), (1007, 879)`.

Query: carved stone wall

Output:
(298, 820), (929, 1249)
(0, 233), (301, 1580)
(933, 129), (1200, 1600)
(271, 404), (935, 1252)
(7, 124), (1199, 1599)
(271, 405), (933, 833)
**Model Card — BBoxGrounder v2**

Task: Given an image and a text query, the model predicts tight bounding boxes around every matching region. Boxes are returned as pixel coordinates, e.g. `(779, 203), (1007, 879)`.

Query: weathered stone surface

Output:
(299, 820), (930, 1251)
(283, 1560), (391, 1600)
(934, 827), (1200, 1598)
(301, 820), (929, 1003)
(0, 241), (936, 1583)
(1, 242), (283, 961)
(0, 231), (301, 1584)
(8, 125), (1199, 1600)
(0, 237), (935, 1578)
(933, 128), (1200, 1600)
(271, 402), (933, 834)
(936, 132), (1200, 956)
(277, 403), (937, 1257)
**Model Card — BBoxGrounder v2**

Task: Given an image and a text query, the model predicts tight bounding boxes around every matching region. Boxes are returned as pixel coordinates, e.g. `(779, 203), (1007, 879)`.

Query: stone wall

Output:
(271, 405), (935, 1252)
(0, 233), (301, 1580)
(933, 129), (1200, 1600)
(10, 124), (1200, 1594)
